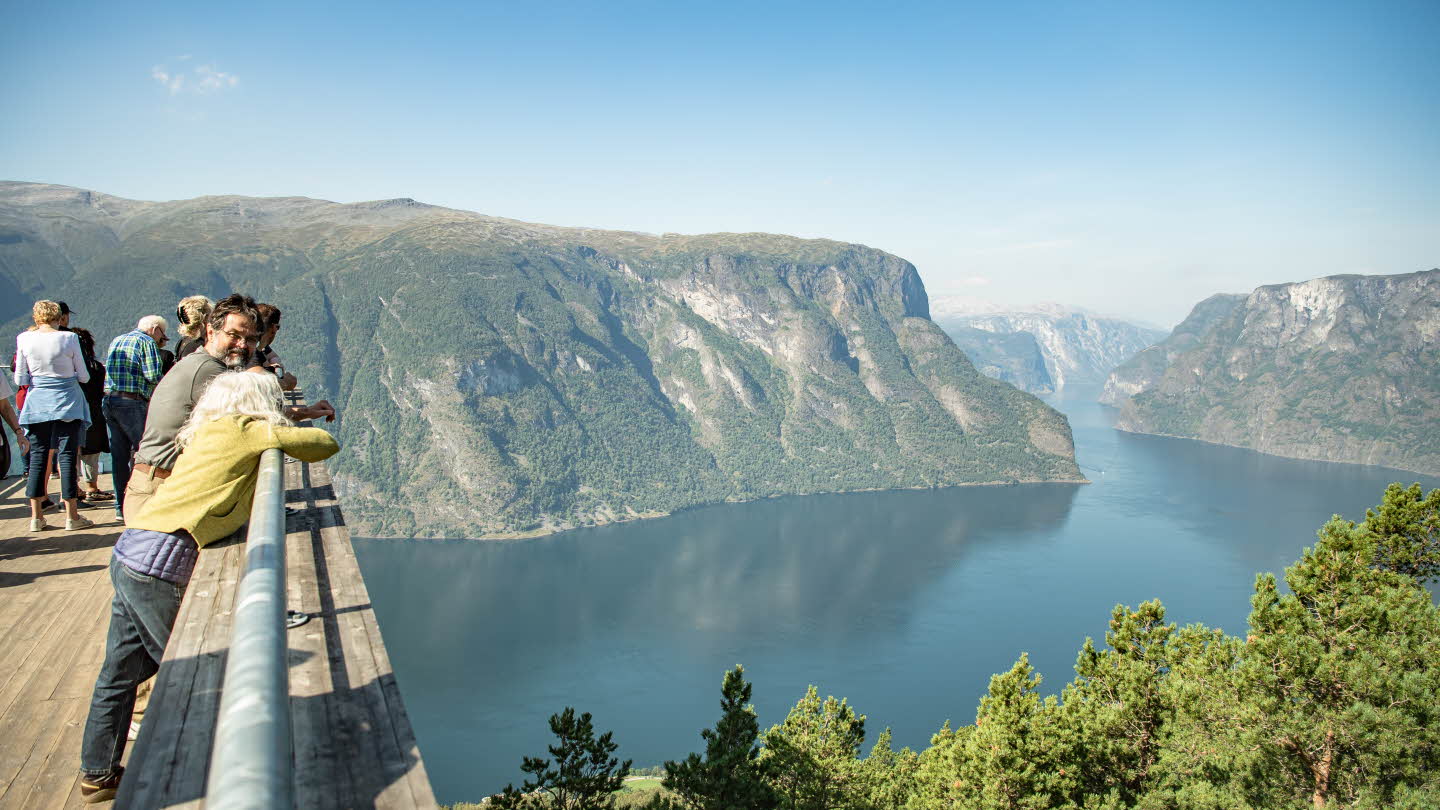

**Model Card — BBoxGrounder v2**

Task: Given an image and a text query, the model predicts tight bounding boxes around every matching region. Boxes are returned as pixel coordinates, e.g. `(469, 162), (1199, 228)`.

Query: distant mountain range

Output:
(930, 297), (1167, 393)
(1102, 270), (1440, 475)
(0, 182), (1084, 538)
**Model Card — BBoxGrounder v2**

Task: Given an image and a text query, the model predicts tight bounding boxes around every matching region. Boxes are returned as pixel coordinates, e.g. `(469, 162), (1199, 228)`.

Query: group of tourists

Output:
(5, 293), (340, 803)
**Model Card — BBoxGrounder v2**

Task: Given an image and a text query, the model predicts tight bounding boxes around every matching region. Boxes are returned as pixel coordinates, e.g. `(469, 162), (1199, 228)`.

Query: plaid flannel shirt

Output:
(104, 330), (164, 398)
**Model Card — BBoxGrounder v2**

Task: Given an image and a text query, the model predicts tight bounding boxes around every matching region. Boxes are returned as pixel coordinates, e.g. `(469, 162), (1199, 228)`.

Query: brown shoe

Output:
(80, 766), (123, 803)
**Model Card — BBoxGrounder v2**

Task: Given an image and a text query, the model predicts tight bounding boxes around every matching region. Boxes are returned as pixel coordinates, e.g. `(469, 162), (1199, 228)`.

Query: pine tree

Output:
(760, 686), (867, 810)
(663, 665), (777, 810)
(906, 722), (970, 810)
(1362, 482), (1440, 583)
(1057, 600), (1194, 805)
(954, 654), (1066, 810)
(1232, 517), (1440, 808)
(1133, 623), (1245, 810)
(492, 707), (633, 810)
(856, 728), (919, 809)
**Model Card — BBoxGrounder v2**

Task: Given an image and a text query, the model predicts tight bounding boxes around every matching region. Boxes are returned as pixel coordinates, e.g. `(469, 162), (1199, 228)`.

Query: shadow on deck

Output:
(0, 401), (435, 808)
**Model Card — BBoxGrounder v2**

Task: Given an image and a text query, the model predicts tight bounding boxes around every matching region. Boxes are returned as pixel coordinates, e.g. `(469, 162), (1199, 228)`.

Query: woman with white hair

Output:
(76, 370), (339, 801)
(14, 299), (93, 531)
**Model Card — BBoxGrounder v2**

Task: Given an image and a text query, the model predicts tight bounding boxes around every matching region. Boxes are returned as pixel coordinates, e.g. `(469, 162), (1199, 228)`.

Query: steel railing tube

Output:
(206, 448), (294, 810)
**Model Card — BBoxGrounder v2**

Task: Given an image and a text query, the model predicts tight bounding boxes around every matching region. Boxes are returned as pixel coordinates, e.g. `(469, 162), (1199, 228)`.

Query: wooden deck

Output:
(0, 443), (435, 807)
(0, 474), (122, 809)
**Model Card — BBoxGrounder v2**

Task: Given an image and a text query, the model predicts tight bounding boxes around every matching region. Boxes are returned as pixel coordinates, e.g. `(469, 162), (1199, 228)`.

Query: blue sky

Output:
(3, 0), (1436, 326)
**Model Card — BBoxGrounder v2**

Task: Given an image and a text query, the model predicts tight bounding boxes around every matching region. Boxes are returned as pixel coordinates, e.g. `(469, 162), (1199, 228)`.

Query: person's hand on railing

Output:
(286, 400), (336, 424)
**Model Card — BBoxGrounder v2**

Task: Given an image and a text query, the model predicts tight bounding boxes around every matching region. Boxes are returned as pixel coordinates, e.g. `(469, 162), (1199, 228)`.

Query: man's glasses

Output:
(221, 329), (258, 345)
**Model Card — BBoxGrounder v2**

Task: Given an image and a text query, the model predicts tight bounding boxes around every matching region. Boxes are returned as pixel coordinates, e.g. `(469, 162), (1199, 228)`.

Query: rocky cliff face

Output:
(1107, 270), (1440, 475)
(931, 301), (1166, 392)
(1098, 293), (1245, 405)
(943, 327), (1054, 394)
(0, 182), (1084, 537)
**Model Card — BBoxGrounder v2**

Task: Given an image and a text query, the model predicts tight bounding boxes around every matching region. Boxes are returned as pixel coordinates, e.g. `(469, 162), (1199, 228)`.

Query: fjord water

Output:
(353, 387), (1439, 804)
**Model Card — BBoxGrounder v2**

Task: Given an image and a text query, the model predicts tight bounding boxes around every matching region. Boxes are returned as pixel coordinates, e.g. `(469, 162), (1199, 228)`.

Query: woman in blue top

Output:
(14, 299), (94, 531)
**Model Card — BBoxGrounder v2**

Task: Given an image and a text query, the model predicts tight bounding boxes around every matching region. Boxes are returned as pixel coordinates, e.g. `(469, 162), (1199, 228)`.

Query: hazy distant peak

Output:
(930, 294), (1163, 329)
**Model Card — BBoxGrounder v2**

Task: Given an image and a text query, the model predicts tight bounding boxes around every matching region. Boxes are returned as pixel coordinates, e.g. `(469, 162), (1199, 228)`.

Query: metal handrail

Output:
(205, 448), (294, 809)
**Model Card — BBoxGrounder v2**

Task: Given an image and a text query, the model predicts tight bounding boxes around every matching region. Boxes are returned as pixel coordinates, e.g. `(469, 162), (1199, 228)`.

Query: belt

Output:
(132, 463), (171, 480)
(107, 391), (148, 402)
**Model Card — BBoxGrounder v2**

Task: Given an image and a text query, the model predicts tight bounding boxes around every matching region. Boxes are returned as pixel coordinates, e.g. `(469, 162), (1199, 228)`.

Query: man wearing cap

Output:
(102, 315), (168, 520)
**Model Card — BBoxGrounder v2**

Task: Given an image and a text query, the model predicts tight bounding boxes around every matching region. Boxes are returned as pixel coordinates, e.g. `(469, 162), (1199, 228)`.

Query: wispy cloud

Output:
(195, 64), (239, 92)
(152, 60), (240, 95)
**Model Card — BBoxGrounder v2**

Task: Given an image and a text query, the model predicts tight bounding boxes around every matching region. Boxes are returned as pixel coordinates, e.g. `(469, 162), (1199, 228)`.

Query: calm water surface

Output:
(354, 388), (1439, 804)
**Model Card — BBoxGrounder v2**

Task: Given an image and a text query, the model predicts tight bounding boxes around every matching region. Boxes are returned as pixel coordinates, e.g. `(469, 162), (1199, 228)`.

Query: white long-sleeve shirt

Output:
(14, 329), (89, 386)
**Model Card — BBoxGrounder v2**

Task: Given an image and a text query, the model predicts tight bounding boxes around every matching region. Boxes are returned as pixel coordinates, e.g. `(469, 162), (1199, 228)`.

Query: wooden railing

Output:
(118, 395), (435, 808)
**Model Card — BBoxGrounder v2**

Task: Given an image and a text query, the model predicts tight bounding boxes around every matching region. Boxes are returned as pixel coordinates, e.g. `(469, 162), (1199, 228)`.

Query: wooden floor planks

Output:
(0, 474), (125, 810)
(1, 421), (435, 808)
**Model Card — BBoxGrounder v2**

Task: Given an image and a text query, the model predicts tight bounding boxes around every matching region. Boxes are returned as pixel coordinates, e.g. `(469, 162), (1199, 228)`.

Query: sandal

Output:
(84, 490), (115, 501)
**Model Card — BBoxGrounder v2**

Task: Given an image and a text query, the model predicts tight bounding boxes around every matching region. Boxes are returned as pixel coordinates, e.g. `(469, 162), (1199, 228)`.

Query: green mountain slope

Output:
(941, 326), (1054, 394)
(0, 182), (1083, 537)
(1105, 270), (1440, 475)
(1098, 293), (1245, 406)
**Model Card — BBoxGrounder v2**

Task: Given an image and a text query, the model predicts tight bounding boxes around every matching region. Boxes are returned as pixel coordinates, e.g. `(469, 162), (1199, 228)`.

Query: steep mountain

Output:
(930, 298), (1166, 391)
(0, 182), (1084, 538)
(1108, 270), (1440, 475)
(944, 326), (1053, 394)
(1098, 293), (1245, 406)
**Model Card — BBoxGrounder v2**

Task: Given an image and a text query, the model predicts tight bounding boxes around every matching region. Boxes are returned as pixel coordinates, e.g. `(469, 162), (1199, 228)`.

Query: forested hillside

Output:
(1101, 270), (1440, 476)
(0, 182), (1083, 537)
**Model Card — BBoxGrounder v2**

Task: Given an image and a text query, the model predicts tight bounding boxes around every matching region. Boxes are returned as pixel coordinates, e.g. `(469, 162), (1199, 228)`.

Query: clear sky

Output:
(3, 0), (1436, 327)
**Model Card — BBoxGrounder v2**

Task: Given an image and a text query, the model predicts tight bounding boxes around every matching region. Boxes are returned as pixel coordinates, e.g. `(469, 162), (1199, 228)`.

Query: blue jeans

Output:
(79, 556), (187, 779)
(23, 419), (81, 500)
(103, 396), (148, 518)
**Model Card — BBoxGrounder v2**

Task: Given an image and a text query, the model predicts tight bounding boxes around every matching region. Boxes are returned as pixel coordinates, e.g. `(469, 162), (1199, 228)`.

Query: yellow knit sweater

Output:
(128, 415), (340, 547)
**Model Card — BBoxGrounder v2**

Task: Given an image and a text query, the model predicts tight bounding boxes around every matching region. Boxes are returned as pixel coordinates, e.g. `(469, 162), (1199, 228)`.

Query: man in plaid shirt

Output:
(102, 315), (168, 520)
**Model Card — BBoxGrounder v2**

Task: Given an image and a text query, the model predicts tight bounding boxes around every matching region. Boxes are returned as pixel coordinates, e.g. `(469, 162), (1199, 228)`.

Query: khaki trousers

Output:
(122, 467), (169, 524)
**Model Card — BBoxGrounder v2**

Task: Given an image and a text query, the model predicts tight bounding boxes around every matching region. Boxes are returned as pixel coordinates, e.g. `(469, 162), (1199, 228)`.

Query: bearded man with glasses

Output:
(122, 293), (336, 520)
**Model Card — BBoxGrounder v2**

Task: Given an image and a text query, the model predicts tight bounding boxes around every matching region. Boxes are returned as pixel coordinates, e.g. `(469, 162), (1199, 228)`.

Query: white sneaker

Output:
(29, 517), (48, 532)
(66, 515), (95, 531)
